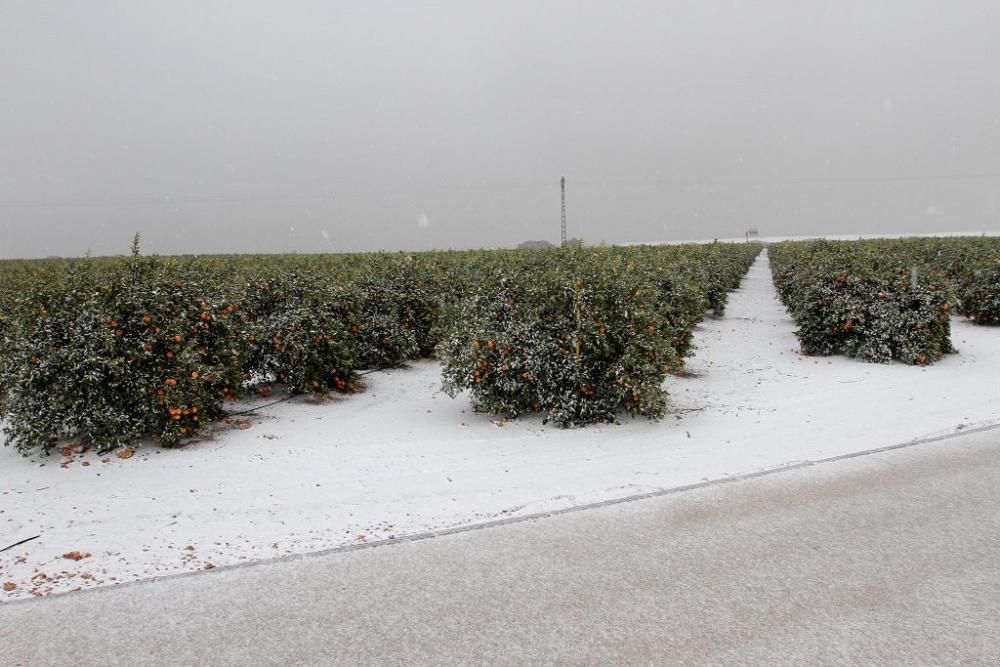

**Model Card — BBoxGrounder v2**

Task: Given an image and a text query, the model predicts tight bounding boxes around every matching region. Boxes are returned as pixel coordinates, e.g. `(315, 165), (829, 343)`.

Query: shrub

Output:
(771, 241), (954, 365)
(239, 274), (358, 394)
(954, 262), (1000, 324)
(0, 239), (761, 451)
(440, 244), (760, 425)
(0, 255), (246, 452)
(440, 271), (680, 425)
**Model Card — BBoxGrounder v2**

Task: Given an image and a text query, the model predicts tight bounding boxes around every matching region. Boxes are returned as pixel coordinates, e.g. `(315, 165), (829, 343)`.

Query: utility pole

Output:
(560, 176), (567, 248)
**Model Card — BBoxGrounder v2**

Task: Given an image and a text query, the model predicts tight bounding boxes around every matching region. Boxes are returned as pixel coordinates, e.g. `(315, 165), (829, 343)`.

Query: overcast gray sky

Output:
(1, 1), (999, 258)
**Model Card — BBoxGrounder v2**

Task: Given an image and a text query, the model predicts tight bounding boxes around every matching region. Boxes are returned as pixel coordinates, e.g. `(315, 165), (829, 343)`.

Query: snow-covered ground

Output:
(637, 230), (1000, 245)
(2, 250), (999, 600)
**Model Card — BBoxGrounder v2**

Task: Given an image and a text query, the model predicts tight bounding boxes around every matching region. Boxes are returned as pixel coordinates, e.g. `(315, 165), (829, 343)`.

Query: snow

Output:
(633, 230), (1000, 246)
(2, 249), (999, 600)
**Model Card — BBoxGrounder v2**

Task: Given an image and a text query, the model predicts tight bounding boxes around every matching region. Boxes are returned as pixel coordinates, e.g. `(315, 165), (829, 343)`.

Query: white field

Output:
(635, 230), (1000, 246)
(2, 249), (999, 600)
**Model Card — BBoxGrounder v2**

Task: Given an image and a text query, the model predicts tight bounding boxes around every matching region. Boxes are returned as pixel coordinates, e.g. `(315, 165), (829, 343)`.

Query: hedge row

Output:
(440, 243), (761, 426)
(0, 248), (433, 453)
(0, 240), (760, 453)
(887, 237), (1000, 324)
(770, 240), (955, 365)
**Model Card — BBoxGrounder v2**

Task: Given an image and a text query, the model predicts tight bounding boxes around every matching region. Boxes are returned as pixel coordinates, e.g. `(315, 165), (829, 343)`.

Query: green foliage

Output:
(440, 244), (760, 426)
(239, 274), (358, 394)
(957, 268), (1000, 324)
(860, 236), (1000, 324)
(0, 240), (761, 452)
(0, 254), (246, 453)
(354, 258), (440, 369)
(771, 239), (960, 365)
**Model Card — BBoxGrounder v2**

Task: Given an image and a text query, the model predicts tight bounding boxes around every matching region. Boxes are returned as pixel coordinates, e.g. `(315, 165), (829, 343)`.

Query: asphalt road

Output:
(3, 427), (1000, 666)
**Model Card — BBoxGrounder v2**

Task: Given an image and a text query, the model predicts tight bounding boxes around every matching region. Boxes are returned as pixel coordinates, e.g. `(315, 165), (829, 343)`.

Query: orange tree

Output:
(897, 237), (1000, 324)
(353, 256), (440, 369)
(237, 272), (358, 394)
(0, 240), (760, 451)
(440, 243), (760, 426)
(0, 252), (246, 453)
(771, 240), (954, 364)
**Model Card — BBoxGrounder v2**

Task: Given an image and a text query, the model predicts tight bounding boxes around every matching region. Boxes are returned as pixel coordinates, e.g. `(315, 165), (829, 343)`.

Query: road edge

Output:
(4, 420), (999, 608)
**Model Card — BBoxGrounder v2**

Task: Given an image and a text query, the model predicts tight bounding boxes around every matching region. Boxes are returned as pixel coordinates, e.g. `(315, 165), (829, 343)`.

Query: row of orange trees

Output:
(770, 237), (999, 364)
(440, 244), (760, 425)
(889, 236), (1000, 324)
(0, 240), (760, 453)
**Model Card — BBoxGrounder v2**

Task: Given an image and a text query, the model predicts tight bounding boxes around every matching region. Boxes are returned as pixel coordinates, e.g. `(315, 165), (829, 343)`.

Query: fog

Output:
(2, 1), (999, 259)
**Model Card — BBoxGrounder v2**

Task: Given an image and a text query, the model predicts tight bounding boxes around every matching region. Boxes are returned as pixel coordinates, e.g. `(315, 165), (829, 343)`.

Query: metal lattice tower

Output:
(560, 176), (567, 247)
